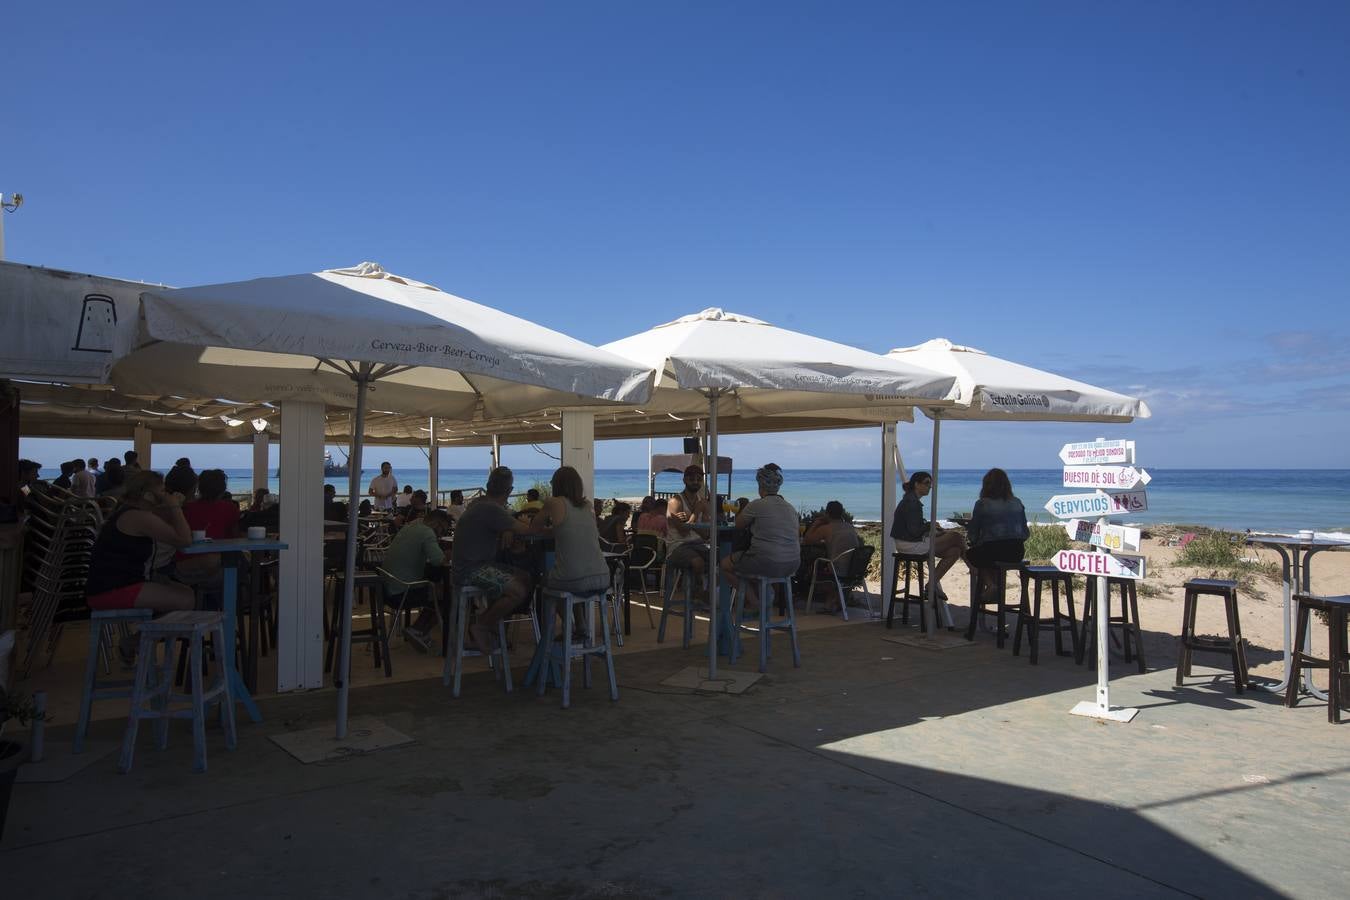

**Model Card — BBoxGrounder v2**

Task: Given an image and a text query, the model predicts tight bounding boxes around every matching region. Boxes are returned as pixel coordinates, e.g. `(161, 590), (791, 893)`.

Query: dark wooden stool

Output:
(1013, 566), (1079, 664)
(1078, 576), (1146, 673)
(327, 572), (392, 677)
(1287, 593), (1350, 724)
(964, 560), (1024, 648)
(886, 552), (929, 629)
(1177, 578), (1248, 693)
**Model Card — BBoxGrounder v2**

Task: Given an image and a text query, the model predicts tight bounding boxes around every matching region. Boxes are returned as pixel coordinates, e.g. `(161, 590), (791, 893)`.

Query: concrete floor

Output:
(2, 612), (1346, 899)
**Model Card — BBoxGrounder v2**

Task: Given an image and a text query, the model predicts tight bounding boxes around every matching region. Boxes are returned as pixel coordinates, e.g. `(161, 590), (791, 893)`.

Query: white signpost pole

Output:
(1068, 438), (1140, 724)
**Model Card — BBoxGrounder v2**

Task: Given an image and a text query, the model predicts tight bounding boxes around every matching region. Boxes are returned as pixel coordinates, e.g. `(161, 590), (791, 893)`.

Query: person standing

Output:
(123, 450), (141, 470)
(70, 458), (97, 498)
(368, 461), (398, 511)
(53, 460), (75, 491)
(87, 457), (102, 478)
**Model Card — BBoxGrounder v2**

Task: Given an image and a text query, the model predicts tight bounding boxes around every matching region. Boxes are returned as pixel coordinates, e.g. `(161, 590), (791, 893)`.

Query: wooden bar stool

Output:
(1078, 576), (1147, 673)
(327, 572), (391, 677)
(1177, 578), (1248, 693)
(965, 561), (1024, 648)
(886, 552), (929, 629)
(1013, 566), (1078, 664)
(1286, 593), (1350, 723)
(730, 575), (800, 673)
(118, 611), (235, 774)
(75, 608), (153, 753)
(537, 587), (619, 708)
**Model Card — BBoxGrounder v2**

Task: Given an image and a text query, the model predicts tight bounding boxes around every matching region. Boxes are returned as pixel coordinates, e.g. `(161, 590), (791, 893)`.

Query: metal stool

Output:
(965, 560), (1023, 648)
(1177, 579), (1248, 693)
(1078, 576), (1147, 673)
(729, 575), (800, 673)
(75, 608), (154, 753)
(537, 588), (618, 708)
(886, 552), (929, 629)
(1286, 593), (1350, 723)
(443, 585), (515, 697)
(119, 611), (235, 774)
(1013, 566), (1079, 664)
(658, 566), (702, 649)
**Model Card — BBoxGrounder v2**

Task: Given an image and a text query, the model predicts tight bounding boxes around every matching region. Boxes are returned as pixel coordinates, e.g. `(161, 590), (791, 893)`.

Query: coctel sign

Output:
(1053, 549), (1146, 580)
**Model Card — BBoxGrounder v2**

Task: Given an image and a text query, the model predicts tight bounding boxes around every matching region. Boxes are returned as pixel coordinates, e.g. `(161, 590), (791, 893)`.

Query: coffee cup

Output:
(191, 530), (207, 542)
(247, 526), (266, 540)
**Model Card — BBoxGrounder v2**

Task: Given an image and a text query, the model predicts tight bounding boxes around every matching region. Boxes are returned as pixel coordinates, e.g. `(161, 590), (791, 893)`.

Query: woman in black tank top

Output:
(84, 470), (196, 612)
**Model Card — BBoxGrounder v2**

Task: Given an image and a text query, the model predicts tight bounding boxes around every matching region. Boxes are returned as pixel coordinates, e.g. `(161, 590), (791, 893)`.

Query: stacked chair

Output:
(20, 489), (110, 675)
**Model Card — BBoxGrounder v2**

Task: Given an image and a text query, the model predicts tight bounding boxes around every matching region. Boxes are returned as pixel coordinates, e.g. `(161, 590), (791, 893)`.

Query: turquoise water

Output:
(94, 466), (1344, 533)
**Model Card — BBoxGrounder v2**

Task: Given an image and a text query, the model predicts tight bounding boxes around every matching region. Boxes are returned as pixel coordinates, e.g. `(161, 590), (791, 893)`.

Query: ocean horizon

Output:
(48, 466), (1350, 534)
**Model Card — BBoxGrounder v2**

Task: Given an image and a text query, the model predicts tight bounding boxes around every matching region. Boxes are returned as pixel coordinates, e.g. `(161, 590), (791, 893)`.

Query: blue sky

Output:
(10, 2), (1350, 472)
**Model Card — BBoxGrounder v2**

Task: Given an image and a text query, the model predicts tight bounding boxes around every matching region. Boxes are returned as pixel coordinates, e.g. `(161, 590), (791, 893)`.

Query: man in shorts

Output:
(451, 466), (535, 654)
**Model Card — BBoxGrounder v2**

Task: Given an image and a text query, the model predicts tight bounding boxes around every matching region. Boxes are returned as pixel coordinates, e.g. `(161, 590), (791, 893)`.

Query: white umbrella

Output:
(123, 262), (655, 736)
(604, 309), (959, 678)
(885, 338), (1149, 717)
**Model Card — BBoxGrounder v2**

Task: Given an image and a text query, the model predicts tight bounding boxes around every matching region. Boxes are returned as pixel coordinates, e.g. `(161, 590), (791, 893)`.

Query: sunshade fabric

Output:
(601, 308), (958, 413)
(114, 263), (653, 416)
(888, 338), (1150, 422)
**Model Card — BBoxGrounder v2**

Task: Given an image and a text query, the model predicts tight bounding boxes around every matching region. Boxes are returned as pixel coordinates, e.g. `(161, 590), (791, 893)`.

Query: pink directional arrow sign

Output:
(1062, 465), (1151, 490)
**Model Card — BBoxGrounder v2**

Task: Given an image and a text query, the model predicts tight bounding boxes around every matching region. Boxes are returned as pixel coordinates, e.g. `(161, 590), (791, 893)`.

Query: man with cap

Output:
(664, 463), (711, 586)
(722, 463), (801, 610)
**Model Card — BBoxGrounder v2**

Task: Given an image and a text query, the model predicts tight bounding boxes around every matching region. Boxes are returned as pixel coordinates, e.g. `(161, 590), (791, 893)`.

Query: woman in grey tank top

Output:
(539, 466), (611, 593)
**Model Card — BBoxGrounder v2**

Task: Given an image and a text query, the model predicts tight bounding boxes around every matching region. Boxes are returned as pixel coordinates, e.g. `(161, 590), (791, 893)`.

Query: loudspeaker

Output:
(682, 437), (700, 454)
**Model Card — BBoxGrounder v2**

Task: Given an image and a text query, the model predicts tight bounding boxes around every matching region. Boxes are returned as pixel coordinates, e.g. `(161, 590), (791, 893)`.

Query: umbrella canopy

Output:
(887, 338), (1151, 422)
(114, 262), (653, 417)
(603, 309), (958, 415)
(110, 262), (655, 739)
(600, 308), (959, 679)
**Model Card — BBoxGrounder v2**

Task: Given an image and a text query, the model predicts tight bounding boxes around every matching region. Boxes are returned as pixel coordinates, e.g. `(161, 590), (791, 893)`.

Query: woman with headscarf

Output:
(721, 463), (801, 610)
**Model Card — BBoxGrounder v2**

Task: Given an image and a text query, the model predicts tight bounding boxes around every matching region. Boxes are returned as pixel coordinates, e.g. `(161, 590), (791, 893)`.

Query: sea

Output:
(54, 467), (1350, 534)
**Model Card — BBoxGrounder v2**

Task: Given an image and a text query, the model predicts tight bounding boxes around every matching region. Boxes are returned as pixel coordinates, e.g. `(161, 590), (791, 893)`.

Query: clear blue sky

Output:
(10, 2), (1350, 472)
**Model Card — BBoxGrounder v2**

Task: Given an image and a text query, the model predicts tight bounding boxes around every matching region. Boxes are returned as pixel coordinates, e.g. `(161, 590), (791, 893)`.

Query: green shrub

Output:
(1024, 523), (1071, 563)
(1177, 529), (1279, 591)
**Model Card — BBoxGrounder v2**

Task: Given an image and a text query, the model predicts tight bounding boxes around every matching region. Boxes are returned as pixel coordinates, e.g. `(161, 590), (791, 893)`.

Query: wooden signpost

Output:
(1057, 438), (1148, 724)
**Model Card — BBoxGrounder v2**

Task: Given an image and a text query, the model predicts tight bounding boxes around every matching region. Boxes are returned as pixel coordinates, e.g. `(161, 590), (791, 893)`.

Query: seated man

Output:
(323, 483), (349, 522)
(381, 508), (452, 651)
(599, 501), (632, 549)
(664, 465), (711, 595)
(799, 500), (863, 611)
(520, 488), (545, 515)
(451, 467), (535, 655)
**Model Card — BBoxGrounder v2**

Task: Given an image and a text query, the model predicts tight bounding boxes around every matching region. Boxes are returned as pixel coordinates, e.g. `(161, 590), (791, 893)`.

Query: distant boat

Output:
(278, 451), (360, 479)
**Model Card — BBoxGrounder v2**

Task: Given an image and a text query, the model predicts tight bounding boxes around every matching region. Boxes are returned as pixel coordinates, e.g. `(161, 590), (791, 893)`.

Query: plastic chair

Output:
(806, 544), (876, 620)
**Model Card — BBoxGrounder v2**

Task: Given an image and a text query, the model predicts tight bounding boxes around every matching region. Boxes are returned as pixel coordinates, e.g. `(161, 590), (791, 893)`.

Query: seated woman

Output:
(635, 496), (666, 533)
(890, 471), (965, 601)
(722, 465), (801, 610)
(965, 468), (1029, 601)
(534, 466), (611, 596)
(599, 501), (632, 549)
(85, 469), (196, 612)
(178, 468), (240, 587)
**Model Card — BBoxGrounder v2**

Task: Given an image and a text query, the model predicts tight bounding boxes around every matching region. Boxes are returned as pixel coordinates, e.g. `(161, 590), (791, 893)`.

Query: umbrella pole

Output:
(335, 362), (371, 740)
(707, 390), (719, 681)
(926, 413), (941, 638)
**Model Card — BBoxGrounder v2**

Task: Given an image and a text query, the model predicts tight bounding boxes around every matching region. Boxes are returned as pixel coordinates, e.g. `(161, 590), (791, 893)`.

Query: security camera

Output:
(1, 193), (22, 212)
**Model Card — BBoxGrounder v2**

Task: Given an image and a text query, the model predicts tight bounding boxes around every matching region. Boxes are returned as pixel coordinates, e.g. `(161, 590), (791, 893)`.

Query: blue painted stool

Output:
(443, 585), (516, 697)
(119, 611), (236, 774)
(658, 566), (702, 649)
(729, 575), (800, 673)
(537, 588), (618, 708)
(75, 608), (154, 753)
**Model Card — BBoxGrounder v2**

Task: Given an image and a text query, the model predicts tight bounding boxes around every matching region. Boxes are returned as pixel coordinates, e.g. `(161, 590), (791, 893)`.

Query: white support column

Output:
(277, 401), (325, 692)
(560, 411), (596, 499)
(252, 432), (270, 493)
(133, 424), (151, 470)
(427, 417), (439, 507)
(880, 423), (898, 617)
(490, 435), (501, 473)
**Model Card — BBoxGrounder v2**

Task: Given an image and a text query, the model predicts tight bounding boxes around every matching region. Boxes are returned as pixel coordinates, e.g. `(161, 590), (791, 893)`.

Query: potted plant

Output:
(0, 685), (40, 841)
